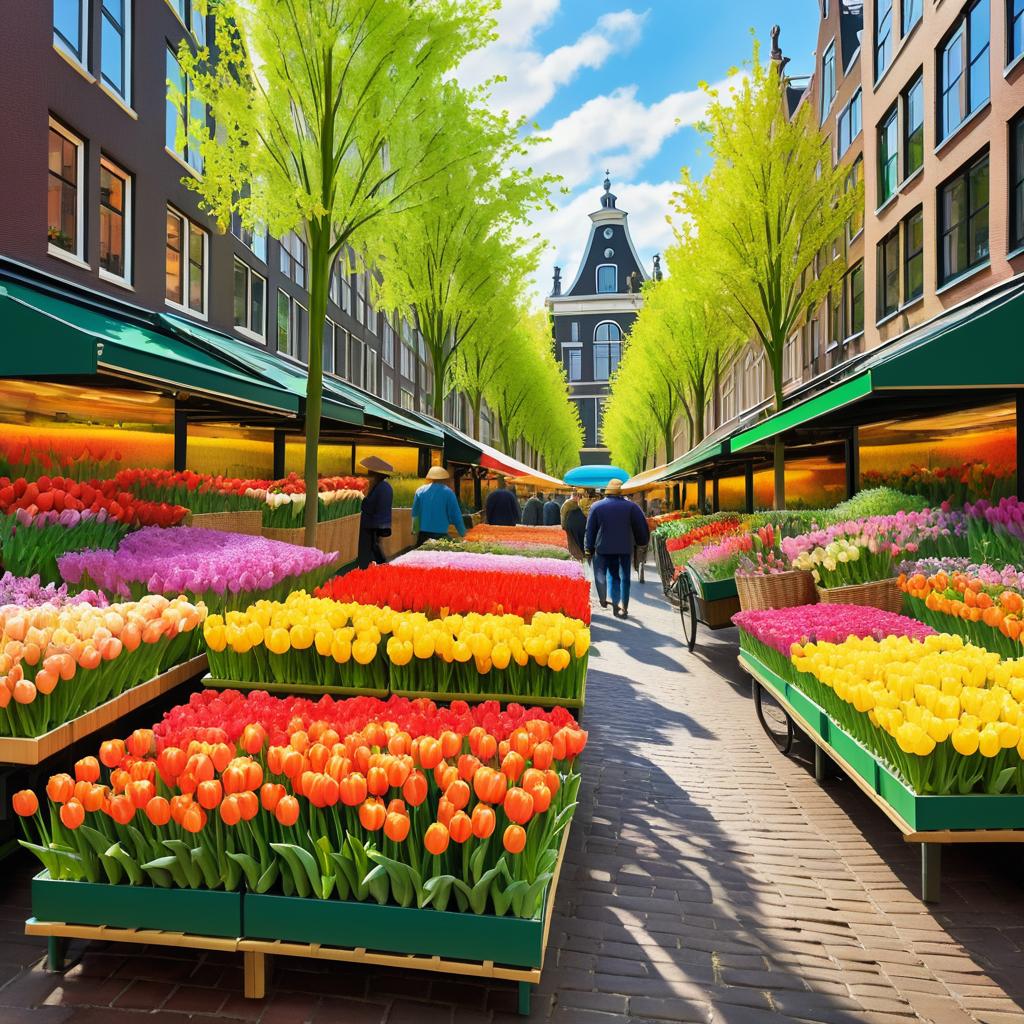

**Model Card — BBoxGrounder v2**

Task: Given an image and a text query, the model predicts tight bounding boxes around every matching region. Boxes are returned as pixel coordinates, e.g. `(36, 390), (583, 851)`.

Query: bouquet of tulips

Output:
(13, 690), (586, 919)
(464, 525), (568, 550)
(317, 563), (591, 622)
(419, 540), (571, 561)
(663, 517), (744, 570)
(259, 489), (363, 528)
(0, 594), (206, 736)
(58, 527), (339, 610)
(789, 632), (1024, 795)
(204, 593), (590, 702)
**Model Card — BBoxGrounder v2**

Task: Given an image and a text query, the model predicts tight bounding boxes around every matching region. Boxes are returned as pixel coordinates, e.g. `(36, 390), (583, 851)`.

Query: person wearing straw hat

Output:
(584, 478), (650, 618)
(357, 456), (394, 568)
(412, 465), (467, 547)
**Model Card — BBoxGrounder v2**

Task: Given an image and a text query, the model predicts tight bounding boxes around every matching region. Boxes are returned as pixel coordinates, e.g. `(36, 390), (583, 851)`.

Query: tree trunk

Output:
(693, 380), (705, 445)
(302, 219), (331, 547)
(663, 423), (674, 464)
(470, 393), (482, 439)
(771, 356), (785, 510)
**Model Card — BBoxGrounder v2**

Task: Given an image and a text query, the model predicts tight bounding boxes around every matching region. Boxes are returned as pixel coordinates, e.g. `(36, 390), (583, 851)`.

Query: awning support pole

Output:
(273, 430), (286, 480)
(473, 472), (483, 511)
(744, 462), (754, 514)
(673, 482), (682, 510)
(1017, 393), (1024, 502)
(711, 473), (719, 513)
(696, 473), (706, 513)
(350, 444), (357, 477)
(418, 447), (432, 477)
(173, 404), (188, 472)
(845, 426), (860, 499)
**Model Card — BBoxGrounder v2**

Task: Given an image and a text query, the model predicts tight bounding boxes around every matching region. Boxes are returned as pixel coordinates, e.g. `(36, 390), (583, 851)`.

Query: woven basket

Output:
(261, 514), (359, 560)
(381, 508), (415, 558)
(188, 510), (263, 536)
(816, 576), (904, 613)
(736, 569), (817, 612)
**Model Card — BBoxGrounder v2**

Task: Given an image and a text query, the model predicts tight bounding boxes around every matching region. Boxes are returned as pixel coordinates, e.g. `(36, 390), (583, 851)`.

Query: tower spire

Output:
(600, 170), (617, 209)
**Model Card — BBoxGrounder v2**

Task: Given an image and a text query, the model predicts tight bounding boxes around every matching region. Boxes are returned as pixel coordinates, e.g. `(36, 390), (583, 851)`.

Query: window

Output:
(1012, 114), (1024, 249)
(877, 228), (900, 319)
(903, 0), (922, 35)
(278, 232), (306, 287)
(233, 259), (266, 339)
(47, 121), (83, 261)
(596, 265), (617, 293)
(570, 321), (579, 342)
(334, 326), (349, 379)
(231, 212), (266, 263)
(382, 376), (394, 404)
(939, 151), (989, 283)
(878, 105), (899, 204)
(382, 319), (396, 366)
(166, 209), (207, 315)
(903, 73), (924, 178)
(876, 0), (894, 79)
(721, 371), (735, 423)
(99, 158), (130, 282)
(904, 206), (924, 301)
(100, 1), (130, 102)
(808, 318), (821, 369)
(821, 42), (836, 124)
(837, 89), (862, 157)
(939, 0), (990, 142)
(401, 390), (415, 413)
(54, 0), (87, 64)
(593, 322), (622, 380)
(566, 348), (582, 382)
(276, 291), (308, 359)
(846, 262), (864, 336)
(322, 320), (336, 374)
(399, 341), (415, 381)
(166, 49), (204, 172)
(365, 348), (379, 394)
(846, 157), (864, 239)
(1012, 0), (1024, 62)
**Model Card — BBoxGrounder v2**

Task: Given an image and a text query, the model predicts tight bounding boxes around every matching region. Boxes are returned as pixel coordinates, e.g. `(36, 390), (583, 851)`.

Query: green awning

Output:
(0, 282), (298, 414)
(665, 437), (725, 478)
(159, 314), (362, 426)
(731, 279), (1024, 453)
(326, 378), (444, 446)
(408, 414), (483, 465)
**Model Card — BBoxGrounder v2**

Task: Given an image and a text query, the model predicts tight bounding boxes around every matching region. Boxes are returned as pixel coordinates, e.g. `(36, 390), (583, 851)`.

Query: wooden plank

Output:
(539, 823), (571, 969)
(0, 652), (207, 766)
(902, 829), (1024, 844)
(24, 919), (238, 953)
(243, 951), (266, 999)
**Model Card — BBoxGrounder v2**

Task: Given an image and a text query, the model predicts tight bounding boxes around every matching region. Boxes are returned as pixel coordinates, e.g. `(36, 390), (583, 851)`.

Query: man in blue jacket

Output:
(542, 495), (562, 526)
(357, 455), (394, 568)
(484, 476), (521, 526)
(585, 479), (650, 618)
(412, 465), (467, 546)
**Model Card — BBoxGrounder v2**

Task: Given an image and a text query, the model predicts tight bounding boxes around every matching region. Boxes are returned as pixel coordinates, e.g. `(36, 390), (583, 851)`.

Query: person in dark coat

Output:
(522, 492), (545, 526)
(484, 476), (521, 526)
(542, 496), (561, 526)
(584, 479), (651, 618)
(357, 456), (394, 568)
(560, 494), (587, 561)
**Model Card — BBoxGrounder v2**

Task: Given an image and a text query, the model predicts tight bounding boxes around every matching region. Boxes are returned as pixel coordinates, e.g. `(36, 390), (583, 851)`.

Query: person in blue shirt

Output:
(584, 479), (650, 618)
(412, 465), (467, 546)
(357, 455), (394, 569)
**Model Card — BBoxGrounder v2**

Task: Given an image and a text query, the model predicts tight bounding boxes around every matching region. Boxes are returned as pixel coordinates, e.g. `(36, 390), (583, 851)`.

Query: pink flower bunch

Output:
(393, 549), (585, 579)
(732, 604), (936, 655)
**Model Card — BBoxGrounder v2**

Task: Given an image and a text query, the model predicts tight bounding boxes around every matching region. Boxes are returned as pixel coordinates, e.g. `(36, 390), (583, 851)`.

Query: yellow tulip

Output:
(352, 639), (377, 665)
(266, 627), (290, 656)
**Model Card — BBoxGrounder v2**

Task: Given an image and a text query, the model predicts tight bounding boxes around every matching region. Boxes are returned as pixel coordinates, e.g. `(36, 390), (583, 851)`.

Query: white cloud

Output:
(460, 7), (648, 120)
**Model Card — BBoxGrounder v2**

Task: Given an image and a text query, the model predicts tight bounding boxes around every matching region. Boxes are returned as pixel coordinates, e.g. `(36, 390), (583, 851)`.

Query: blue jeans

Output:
(594, 553), (631, 608)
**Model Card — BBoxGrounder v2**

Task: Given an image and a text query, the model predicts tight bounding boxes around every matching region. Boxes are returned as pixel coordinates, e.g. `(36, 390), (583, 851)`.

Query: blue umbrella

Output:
(563, 465), (630, 489)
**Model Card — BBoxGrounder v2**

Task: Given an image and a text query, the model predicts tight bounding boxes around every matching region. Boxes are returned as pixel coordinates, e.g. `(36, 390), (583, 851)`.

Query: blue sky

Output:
(459, 1), (822, 303)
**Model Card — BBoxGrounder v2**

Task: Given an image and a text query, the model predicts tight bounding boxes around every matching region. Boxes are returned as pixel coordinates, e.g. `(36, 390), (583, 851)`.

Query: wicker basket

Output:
(816, 576), (904, 613)
(381, 508), (415, 558)
(261, 513), (360, 560)
(736, 569), (817, 612)
(188, 510), (263, 536)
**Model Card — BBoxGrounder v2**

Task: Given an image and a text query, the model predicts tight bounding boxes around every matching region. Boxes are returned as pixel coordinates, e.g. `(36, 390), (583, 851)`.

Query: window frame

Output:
(902, 0), (922, 37)
(231, 212), (267, 264)
(1012, 112), (1024, 251)
(98, 155), (132, 285)
(1011, 0), (1024, 64)
(903, 205), (925, 302)
(938, 149), (991, 284)
(837, 87), (862, 157)
(233, 257), (266, 341)
(54, 0), (89, 67)
(902, 72), (924, 179)
(595, 264), (617, 294)
(821, 40), (837, 125)
(846, 156), (864, 241)
(877, 226), (901, 320)
(875, 0), (894, 81)
(570, 321), (580, 343)
(165, 206), (208, 318)
(564, 345), (583, 382)
(100, 0), (131, 105)
(938, 0), (991, 143)
(165, 47), (204, 173)
(878, 103), (899, 205)
(845, 261), (865, 338)
(47, 118), (86, 265)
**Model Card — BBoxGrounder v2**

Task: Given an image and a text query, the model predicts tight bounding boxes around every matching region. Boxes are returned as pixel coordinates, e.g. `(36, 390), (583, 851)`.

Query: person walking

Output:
(412, 466), (466, 546)
(357, 455), (394, 568)
(542, 495), (561, 526)
(484, 475), (521, 526)
(560, 493), (587, 561)
(522, 491), (544, 526)
(584, 479), (650, 618)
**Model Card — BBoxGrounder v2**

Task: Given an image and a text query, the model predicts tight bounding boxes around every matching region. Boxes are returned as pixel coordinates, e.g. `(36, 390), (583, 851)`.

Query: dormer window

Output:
(596, 264), (617, 293)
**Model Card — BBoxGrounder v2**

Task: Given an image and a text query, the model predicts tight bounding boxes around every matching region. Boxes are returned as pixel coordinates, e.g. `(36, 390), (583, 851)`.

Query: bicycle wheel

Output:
(754, 682), (794, 754)
(677, 572), (698, 652)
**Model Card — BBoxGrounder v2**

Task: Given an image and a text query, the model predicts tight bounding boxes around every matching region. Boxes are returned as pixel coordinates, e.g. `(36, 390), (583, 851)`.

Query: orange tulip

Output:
(437, 796), (456, 828)
(127, 729), (154, 758)
(445, 779), (470, 811)
(448, 811), (472, 844)
(145, 796), (171, 826)
(109, 794), (135, 825)
(275, 795), (300, 826)
(424, 822), (449, 855)
(384, 811), (410, 842)
(503, 824), (526, 854)
(82, 785), (107, 813)
(418, 736), (443, 770)
(367, 765), (389, 796)
(241, 723), (266, 755)
(181, 803), (206, 834)
(402, 771), (428, 807)
(46, 773), (74, 804)
(12, 790), (38, 817)
(471, 803), (495, 839)
(125, 779), (155, 809)
(196, 780), (223, 811)
(440, 730), (462, 759)
(503, 787), (534, 825)
(60, 799), (85, 830)
(340, 773), (368, 807)
(532, 741), (554, 770)
(500, 751), (525, 782)
(457, 754), (481, 781)
(220, 794), (242, 826)
(260, 783), (285, 812)
(359, 798), (386, 831)
(74, 756), (100, 783)
(530, 784), (552, 814)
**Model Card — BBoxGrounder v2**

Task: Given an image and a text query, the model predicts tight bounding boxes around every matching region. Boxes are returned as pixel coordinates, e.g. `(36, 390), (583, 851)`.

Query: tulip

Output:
(12, 790), (38, 816)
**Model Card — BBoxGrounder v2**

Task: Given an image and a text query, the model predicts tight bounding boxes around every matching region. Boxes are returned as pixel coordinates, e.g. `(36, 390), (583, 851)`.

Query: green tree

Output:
(177, 0), (495, 543)
(673, 43), (862, 507)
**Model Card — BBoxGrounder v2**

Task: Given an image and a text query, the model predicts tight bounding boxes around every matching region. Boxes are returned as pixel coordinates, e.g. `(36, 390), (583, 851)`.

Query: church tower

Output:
(545, 175), (648, 465)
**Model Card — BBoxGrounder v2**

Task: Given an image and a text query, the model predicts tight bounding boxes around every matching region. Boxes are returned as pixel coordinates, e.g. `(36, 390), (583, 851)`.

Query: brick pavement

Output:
(1, 576), (1024, 1023)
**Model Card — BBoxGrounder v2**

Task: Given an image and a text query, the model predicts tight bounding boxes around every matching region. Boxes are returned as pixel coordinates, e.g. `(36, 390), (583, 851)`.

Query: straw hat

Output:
(426, 465), (450, 481)
(359, 456), (394, 476)
(605, 479), (623, 494)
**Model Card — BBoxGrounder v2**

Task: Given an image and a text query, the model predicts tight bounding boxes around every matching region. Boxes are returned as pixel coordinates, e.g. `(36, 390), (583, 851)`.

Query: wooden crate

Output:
(0, 655), (207, 766)
(381, 508), (415, 559)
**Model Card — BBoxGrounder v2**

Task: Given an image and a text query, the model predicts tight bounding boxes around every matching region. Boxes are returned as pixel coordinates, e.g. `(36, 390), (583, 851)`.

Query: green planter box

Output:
(244, 894), (548, 968)
(31, 873), (242, 938)
(828, 726), (880, 789)
(688, 569), (737, 603)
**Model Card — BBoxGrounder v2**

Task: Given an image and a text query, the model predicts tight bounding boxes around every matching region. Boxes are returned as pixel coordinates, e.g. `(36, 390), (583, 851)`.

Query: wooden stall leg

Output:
(814, 746), (828, 784)
(921, 844), (941, 904)
(517, 981), (531, 1017)
(47, 937), (65, 972)
(243, 951), (267, 999)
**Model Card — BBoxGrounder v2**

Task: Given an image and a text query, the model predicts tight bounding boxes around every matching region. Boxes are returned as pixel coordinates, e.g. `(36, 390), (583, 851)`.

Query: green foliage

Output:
(831, 487), (929, 519)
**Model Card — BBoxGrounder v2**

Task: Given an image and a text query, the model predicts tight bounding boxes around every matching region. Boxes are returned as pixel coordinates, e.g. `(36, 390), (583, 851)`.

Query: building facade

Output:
(2, 1), (449, 425)
(676, 1), (1024, 477)
(546, 178), (649, 466)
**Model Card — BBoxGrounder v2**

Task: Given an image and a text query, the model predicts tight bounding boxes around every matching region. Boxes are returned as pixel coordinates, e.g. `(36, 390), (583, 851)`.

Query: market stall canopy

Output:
(327, 379), (444, 447)
(0, 281), (298, 415)
(563, 465), (630, 489)
(621, 461), (675, 493)
(664, 437), (726, 478)
(731, 278), (1024, 453)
